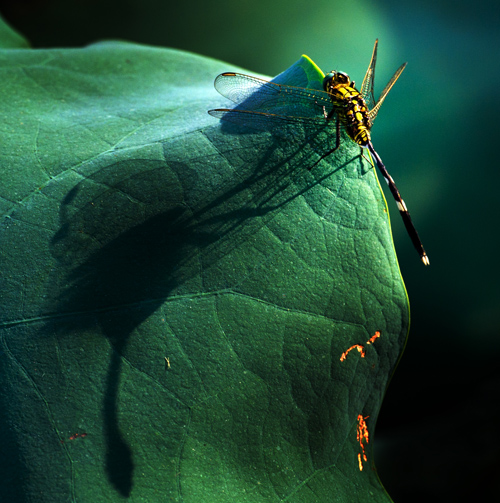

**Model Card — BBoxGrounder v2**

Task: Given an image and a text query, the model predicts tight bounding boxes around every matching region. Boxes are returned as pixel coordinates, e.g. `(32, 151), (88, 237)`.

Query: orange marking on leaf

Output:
(340, 344), (365, 361)
(356, 415), (370, 471)
(340, 331), (381, 361)
(367, 331), (381, 345)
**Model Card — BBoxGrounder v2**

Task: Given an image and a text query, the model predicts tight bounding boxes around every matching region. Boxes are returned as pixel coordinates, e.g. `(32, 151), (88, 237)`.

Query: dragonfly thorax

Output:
(323, 71), (372, 146)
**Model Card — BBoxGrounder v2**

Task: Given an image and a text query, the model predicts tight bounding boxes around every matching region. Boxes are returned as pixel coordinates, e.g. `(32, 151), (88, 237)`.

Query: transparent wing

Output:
(208, 108), (341, 164)
(208, 108), (336, 136)
(368, 62), (406, 123)
(209, 73), (347, 161)
(360, 39), (378, 108)
(213, 72), (333, 117)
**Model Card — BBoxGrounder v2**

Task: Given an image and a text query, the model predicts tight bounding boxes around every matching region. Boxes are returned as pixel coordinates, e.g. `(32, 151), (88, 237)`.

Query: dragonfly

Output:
(208, 40), (429, 266)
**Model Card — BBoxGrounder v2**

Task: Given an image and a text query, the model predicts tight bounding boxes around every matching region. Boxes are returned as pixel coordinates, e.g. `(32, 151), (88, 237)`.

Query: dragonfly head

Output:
(323, 71), (352, 92)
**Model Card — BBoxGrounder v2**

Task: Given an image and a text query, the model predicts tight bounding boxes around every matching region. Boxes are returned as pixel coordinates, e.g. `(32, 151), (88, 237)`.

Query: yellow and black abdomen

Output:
(343, 95), (371, 146)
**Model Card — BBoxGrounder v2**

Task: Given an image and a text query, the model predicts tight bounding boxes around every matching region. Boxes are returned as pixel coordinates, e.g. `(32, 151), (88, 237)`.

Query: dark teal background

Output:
(2, 0), (498, 500)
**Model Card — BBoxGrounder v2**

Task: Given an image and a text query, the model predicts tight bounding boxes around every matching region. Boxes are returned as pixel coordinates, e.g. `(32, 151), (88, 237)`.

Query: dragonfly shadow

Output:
(205, 116), (361, 217)
(42, 138), (347, 496)
(213, 110), (340, 173)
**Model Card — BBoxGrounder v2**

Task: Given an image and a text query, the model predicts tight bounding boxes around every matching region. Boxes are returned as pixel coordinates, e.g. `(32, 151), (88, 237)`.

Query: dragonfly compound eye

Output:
(322, 72), (336, 91)
(323, 71), (351, 91)
(335, 71), (350, 85)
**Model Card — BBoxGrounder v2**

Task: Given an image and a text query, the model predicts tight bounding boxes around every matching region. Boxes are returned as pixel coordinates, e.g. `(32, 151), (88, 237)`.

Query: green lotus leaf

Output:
(0, 17), (409, 503)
